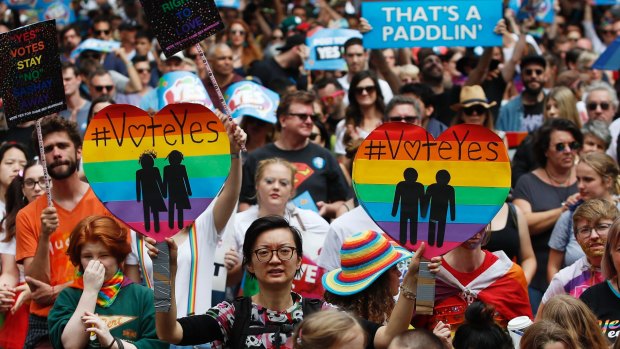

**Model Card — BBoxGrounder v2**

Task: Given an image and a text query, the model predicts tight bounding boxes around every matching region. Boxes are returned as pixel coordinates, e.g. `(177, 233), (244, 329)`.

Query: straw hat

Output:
(322, 230), (412, 296)
(450, 85), (496, 111)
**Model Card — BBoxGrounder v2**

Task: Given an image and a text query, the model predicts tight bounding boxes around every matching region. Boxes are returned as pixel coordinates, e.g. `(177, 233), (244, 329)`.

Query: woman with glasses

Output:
(580, 216), (620, 345)
(156, 215), (428, 349)
(513, 118), (583, 315)
(230, 158), (329, 299)
(0, 160), (44, 348)
(334, 70), (385, 172)
(225, 19), (263, 76)
(539, 199), (619, 317)
(546, 153), (619, 284)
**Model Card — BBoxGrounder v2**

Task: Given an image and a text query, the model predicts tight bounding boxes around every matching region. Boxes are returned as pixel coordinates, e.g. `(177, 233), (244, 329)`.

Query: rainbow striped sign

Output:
(83, 103), (231, 241)
(352, 123), (510, 258)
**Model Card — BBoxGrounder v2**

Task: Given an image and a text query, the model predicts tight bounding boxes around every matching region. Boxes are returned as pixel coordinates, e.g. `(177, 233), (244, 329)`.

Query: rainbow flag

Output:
(352, 123), (511, 258)
(83, 103), (231, 241)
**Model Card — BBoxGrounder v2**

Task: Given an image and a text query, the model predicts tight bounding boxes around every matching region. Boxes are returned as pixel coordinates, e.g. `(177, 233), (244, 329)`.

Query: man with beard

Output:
(417, 48), (481, 126)
(60, 24), (81, 63)
(497, 55), (547, 132)
(537, 199), (618, 316)
(15, 117), (137, 349)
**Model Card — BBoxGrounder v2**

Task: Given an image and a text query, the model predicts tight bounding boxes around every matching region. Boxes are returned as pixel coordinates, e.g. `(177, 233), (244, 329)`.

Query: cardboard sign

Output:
(509, 0), (554, 24)
(0, 20), (66, 127)
(362, 0), (502, 49)
(157, 71), (214, 110)
(70, 38), (121, 60)
(352, 123), (511, 258)
(305, 28), (362, 71)
(593, 37), (620, 71)
(82, 103), (231, 242)
(140, 0), (224, 57)
(37, 0), (75, 26)
(224, 80), (279, 124)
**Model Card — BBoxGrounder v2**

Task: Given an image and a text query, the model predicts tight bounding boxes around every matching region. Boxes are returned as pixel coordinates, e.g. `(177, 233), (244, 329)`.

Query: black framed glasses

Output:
(355, 85), (376, 96)
(389, 115), (420, 124)
(94, 85), (114, 93)
(463, 105), (487, 116)
(288, 112), (318, 122)
(554, 141), (580, 152)
(23, 178), (47, 189)
(587, 102), (611, 111)
(576, 223), (612, 237)
(254, 246), (296, 263)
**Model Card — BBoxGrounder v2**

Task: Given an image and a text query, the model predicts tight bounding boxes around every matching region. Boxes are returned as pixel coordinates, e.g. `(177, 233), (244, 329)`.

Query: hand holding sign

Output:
(352, 123), (511, 259)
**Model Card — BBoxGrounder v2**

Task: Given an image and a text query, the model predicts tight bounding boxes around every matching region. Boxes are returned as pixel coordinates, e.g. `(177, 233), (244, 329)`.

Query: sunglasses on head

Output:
(587, 102), (611, 111)
(524, 68), (544, 76)
(320, 90), (345, 104)
(355, 85), (376, 95)
(94, 85), (114, 92)
(463, 105), (487, 116)
(389, 115), (420, 124)
(94, 29), (110, 36)
(554, 141), (580, 152)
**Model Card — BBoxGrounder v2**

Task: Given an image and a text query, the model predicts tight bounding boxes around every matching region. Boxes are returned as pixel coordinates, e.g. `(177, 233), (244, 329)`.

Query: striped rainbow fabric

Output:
(83, 103), (231, 241)
(352, 123), (511, 258)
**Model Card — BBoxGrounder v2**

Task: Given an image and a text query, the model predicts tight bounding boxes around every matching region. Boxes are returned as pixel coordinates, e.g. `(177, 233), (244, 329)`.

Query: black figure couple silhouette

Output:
(391, 168), (456, 247)
(136, 150), (192, 232)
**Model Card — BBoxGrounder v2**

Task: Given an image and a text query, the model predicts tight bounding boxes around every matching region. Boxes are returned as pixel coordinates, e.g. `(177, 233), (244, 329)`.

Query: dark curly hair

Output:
(533, 118), (583, 168)
(323, 271), (395, 324)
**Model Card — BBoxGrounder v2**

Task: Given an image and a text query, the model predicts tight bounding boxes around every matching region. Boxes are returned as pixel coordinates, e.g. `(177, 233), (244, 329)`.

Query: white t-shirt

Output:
(0, 233), (25, 283)
(316, 206), (382, 272)
(131, 203), (234, 317)
(333, 119), (373, 156)
(234, 204), (329, 298)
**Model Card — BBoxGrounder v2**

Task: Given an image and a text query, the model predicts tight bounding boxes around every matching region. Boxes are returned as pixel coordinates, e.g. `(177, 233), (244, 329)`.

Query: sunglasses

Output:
(272, 35), (284, 40)
(94, 85), (114, 92)
(524, 68), (544, 76)
(137, 68), (151, 74)
(186, 54), (198, 60)
(355, 85), (376, 95)
(554, 141), (580, 152)
(288, 112), (318, 121)
(601, 29), (615, 35)
(309, 132), (320, 141)
(389, 115), (420, 124)
(463, 105), (487, 116)
(320, 90), (345, 104)
(94, 29), (110, 36)
(231, 30), (246, 36)
(587, 102), (611, 111)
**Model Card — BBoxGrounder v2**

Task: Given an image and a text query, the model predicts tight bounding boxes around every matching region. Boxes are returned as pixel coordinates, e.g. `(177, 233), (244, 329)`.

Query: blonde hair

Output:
(543, 86), (581, 127)
(572, 198), (620, 234)
(578, 152), (620, 195)
(540, 295), (608, 349)
(603, 219), (620, 279)
(254, 158), (297, 201)
(292, 310), (366, 349)
(520, 320), (579, 349)
(396, 64), (419, 81)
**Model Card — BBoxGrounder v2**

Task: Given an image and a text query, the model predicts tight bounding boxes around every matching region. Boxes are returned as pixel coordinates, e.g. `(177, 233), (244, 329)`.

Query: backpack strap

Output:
(230, 296), (252, 349)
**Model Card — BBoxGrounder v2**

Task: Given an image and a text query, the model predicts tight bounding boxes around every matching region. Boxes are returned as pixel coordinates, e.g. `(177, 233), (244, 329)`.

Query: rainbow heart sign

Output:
(352, 123), (511, 258)
(83, 103), (231, 241)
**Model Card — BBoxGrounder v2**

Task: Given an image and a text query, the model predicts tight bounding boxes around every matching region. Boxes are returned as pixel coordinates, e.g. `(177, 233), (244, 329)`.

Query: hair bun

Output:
(464, 301), (495, 328)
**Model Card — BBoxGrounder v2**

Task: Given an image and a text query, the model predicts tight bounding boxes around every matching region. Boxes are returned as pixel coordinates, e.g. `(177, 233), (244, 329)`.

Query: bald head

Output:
(207, 43), (234, 76)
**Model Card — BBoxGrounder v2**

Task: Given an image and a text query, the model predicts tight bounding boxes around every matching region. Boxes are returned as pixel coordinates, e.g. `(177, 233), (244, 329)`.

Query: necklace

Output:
(544, 167), (572, 187)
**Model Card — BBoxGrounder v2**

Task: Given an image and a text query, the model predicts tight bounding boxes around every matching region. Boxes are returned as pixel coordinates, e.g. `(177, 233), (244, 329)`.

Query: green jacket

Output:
(48, 283), (169, 349)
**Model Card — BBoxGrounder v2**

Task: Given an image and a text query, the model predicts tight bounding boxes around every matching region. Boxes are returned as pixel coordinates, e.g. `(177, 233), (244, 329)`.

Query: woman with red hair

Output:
(48, 216), (166, 349)
(225, 19), (263, 75)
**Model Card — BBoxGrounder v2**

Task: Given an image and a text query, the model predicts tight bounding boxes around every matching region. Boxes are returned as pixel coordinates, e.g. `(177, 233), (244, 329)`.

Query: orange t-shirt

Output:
(15, 188), (111, 317)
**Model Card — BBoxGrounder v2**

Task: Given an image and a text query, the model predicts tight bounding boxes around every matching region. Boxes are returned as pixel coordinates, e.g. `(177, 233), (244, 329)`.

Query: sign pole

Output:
(195, 42), (246, 152)
(35, 119), (53, 207)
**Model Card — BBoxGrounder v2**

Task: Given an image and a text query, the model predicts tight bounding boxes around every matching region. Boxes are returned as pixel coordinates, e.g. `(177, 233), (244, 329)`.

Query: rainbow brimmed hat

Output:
(322, 230), (412, 296)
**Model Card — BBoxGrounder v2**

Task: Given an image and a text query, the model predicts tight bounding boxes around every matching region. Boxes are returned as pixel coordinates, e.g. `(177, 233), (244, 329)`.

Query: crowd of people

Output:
(0, 0), (619, 348)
